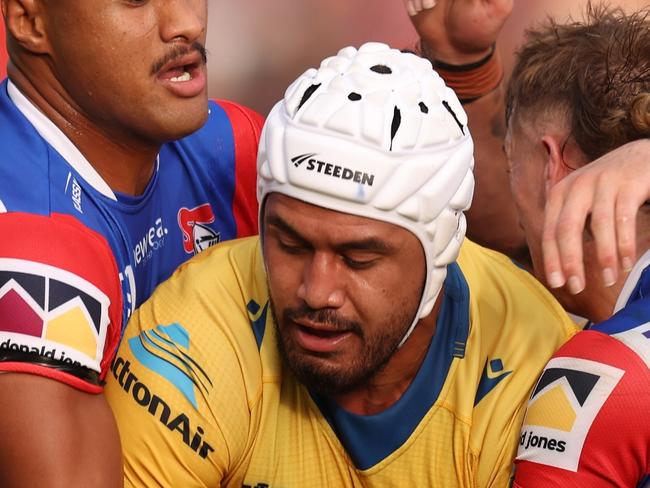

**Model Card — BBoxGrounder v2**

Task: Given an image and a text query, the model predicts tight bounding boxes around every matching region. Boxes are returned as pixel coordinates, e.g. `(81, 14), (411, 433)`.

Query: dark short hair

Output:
(506, 3), (650, 161)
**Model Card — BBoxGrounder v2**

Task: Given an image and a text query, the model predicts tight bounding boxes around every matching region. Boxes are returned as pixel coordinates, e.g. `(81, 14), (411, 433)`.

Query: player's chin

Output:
(146, 98), (209, 142)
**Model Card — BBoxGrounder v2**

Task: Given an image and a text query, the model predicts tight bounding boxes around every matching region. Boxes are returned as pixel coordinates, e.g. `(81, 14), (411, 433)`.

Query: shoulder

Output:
(590, 297), (650, 370)
(0, 87), (51, 214)
(0, 211), (122, 391)
(515, 328), (650, 482)
(106, 237), (267, 484)
(458, 239), (577, 346)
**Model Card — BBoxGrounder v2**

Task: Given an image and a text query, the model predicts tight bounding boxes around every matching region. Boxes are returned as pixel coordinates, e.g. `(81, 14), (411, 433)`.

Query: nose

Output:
(297, 252), (345, 310)
(159, 0), (206, 44)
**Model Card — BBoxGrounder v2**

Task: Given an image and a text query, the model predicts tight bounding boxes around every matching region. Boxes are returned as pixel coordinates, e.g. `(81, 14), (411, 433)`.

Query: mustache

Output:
(283, 305), (363, 336)
(150, 42), (208, 76)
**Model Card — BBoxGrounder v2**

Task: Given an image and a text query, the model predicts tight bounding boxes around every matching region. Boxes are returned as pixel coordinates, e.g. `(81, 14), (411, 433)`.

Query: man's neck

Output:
(569, 230), (650, 324)
(331, 295), (442, 416)
(9, 67), (159, 196)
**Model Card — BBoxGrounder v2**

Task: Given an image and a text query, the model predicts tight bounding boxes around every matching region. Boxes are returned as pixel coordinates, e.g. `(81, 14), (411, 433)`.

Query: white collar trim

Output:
(614, 249), (650, 313)
(7, 80), (117, 200)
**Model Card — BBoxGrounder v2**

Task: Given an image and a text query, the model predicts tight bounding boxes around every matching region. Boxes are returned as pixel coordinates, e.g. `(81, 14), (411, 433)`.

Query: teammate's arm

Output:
(403, 0), (527, 263)
(0, 375), (122, 488)
(540, 138), (650, 292)
(0, 213), (123, 487)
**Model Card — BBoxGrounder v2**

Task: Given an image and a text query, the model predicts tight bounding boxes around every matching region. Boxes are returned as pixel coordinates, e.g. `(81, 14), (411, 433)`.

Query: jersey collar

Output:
(7, 80), (118, 200)
(614, 248), (650, 313)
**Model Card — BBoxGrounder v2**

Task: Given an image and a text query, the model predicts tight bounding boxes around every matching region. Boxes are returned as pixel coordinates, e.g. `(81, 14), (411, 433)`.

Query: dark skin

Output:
(0, 0), (208, 485)
(263, 194), (442, 415)
(3, 0), (208, 195)
(405, 0), (529, 264)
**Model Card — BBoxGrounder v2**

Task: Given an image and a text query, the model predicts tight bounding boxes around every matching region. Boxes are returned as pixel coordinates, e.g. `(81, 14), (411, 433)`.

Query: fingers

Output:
(542, 184), (567, 290)
(545, 178), (593, 294)
(615, 185), (643, 272)
(589, 176), (619, 286)
(405, 0), (437, 16)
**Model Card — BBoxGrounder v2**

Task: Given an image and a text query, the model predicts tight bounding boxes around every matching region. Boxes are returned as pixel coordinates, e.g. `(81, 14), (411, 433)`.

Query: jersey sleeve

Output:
(0, 212), (122, 393)
(214, 100), (263, 239)
(105, 238), (263, 487)
(514, 330), (650, 487)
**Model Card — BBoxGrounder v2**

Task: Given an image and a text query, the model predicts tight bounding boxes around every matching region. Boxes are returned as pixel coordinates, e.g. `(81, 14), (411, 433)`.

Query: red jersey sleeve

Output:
(214, 99), (263, 238)
(514, 330), (650, 487)
(0, 212), (122, 393)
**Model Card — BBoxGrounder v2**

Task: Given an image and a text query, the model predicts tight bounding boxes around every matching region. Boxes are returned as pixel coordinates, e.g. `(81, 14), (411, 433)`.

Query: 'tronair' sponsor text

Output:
(111, 356), (215, 459)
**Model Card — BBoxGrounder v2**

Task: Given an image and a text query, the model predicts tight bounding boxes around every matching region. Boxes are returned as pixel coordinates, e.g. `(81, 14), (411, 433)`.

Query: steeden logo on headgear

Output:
(291, 153), (375, 187)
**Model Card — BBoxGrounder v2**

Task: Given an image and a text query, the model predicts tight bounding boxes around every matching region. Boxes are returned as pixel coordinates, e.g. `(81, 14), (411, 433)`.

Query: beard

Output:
(270, 300), (416, 396)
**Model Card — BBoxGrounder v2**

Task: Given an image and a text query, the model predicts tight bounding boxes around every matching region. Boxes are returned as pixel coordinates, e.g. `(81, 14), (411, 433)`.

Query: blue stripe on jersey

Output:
(312, 262), (470, 470)
(592, 266), (650, 336)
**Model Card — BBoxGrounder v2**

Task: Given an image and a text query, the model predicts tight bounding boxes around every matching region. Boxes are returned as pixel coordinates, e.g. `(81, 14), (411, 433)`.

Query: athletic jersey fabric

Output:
(514, 251), (650, 487)
(0, 79), (261, 392)
(105, 236), (577, 487)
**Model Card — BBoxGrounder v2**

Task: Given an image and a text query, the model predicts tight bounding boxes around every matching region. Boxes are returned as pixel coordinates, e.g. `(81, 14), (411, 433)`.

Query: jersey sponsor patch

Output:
(110, 323), (215, 459)
(0, 258), (110, 372)
(611, 321), (650, 369)
(516, 357), (624, 472)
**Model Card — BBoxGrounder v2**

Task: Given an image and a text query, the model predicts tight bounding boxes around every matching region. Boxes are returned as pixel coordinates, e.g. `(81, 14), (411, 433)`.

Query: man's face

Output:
(41, 0), (208, 143)
(262, 194), (426, 396)
(504, 116), (549, 279)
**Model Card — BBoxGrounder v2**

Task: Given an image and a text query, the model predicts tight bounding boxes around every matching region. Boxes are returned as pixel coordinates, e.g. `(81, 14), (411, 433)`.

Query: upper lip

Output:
(157, 51), (204, 76)
(292, 318), (349, 333)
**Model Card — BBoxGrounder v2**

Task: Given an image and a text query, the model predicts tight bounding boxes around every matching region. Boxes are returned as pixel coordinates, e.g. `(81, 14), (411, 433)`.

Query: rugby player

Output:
(0, 1), (259, 486)
(408, 2), (650, 484)
(105, 43), (576, 487)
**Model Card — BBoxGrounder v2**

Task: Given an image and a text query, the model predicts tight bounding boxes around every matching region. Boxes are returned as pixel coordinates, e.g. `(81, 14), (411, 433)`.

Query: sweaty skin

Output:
(0, 0), (210, 486)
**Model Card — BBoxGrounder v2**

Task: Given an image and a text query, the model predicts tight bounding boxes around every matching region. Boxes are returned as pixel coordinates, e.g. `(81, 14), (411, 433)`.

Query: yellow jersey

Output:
(105, 236), (576, 487)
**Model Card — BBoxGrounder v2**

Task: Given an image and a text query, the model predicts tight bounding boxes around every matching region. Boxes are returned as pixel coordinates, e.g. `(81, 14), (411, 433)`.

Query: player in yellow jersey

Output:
(105, 43), (576, 487)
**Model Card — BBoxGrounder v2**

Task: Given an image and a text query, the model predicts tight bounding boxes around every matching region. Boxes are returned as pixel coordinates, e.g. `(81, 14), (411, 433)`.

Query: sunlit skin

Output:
(505, 111), (623, 322)
(262, 194), (442, 415)
(3, 0), (208, 195)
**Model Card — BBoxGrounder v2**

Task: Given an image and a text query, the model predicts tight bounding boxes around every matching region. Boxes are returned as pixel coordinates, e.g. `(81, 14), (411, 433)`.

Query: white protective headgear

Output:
(257, 42), (475, 346)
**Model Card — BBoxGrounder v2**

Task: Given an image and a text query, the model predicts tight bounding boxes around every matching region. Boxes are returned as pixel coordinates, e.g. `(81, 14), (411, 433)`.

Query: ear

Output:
(4, 0), (50, 54)
(541, 134), (573, 196)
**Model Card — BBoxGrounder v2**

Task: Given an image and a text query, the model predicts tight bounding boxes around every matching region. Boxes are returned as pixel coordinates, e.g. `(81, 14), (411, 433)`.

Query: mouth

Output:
(156, 51), (206, 97)
(291, 319), (354, 354)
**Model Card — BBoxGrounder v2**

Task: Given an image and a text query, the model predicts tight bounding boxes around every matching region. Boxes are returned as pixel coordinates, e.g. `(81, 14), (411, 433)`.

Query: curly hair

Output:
(506, 3), (650, 161)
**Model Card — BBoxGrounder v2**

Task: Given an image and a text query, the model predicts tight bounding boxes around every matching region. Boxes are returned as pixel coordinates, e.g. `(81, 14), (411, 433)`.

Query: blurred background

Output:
(205, 0), (648, 115)
(1, 0), (647, 115)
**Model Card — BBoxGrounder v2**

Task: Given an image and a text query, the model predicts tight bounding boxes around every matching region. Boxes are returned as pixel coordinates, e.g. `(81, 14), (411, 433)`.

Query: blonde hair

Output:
(506, 3), (650, 161)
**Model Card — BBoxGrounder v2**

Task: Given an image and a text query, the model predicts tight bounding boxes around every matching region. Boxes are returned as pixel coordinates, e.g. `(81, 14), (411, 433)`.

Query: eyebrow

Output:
(265, 214), (394, 254)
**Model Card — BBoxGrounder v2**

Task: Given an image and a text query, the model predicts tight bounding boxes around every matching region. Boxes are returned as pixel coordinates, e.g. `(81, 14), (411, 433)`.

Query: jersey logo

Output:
(474, 358), (512, 405)
(517, 356), (624, 472)
(177, 204), (220, 255)
(128, 323), (212, 409)
(0, 258), (110, 371)
(64, 173), (83, 214)
(247, 299), (268, 349)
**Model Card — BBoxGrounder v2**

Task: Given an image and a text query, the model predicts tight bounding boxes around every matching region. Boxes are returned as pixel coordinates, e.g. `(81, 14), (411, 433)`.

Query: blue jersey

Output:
(0, 79), (261, 392)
